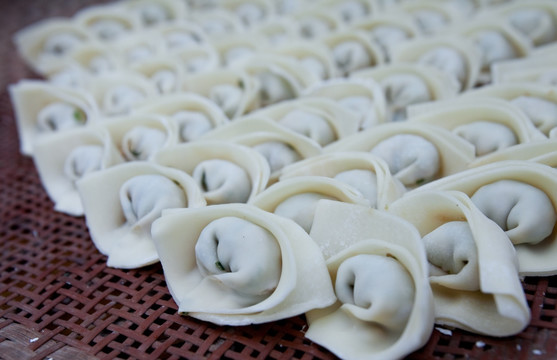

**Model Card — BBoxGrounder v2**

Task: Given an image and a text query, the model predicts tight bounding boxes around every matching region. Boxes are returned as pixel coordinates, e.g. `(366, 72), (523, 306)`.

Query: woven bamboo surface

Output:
(2, 1), (557, 359)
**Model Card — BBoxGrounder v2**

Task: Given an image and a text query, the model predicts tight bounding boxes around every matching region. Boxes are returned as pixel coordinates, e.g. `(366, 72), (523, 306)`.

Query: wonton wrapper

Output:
(321, 0), (377, 24)
(102, 113), (175, 161)
(399, 0), (462, 35)
(33, 125), (124, 216)
(153, 141), (270, 203)
(306, 200), (434, 359)
(129, 55), (185, 95)
(235, 54), (320, 108)
(200, 115), (322, 182)
(133, 92), (229, 142)
(9, 80), (100, 155)
(123, 0), (187, 27)
(73, 3), (139, 43)
(269, 40), (339, 80)
(279, 151), (405, 210)
(488, 0), (557, 46)
(302, 77), (388, 130)
(191, 9), (245, 39)
(112, 31), (161, 66)
(459, 83), (557, 136)
(352, 63), (460, 121)
(390, 35), (482, 91)
(293, 8), (343, 40)
(249, 176), (370, 232)
(351, 12), (420, 61)
(417, 161), (557, 276)
(77, 162), (206, 268)
(211, 33), (265, 67)
(388, 190), (530, 336)
(248, 97), (360, 145)
(407, 98), (546, 156)
(218, 0), (275, 27)
(325, 122), (476, 186)
(172, 44), (221, 75)
(250, 17), (300, 45)
(13, 17), (91, 74)
(151, 22), (208, 53)
(88, 72), (158, 117)
(151, 203), (336, 325)
(184, 68), (260, 119)
(450, 17), (532, 82)
(469, 139), (557, 169)
(322, 30), (385, 76)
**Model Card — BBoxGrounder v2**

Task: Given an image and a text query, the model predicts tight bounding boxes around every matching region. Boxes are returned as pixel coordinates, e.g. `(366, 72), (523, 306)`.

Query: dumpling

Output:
(153, 23), (207, 52)
(390, 35), (482, 91)
(407, 98), (546, 156)
(491, 0), (557, 46)
(249, 17), (300, 45)
(468, 139), (557, 169)
(302, 77), (387, 130)
(133, 93), (229, 143)
(73, 4), (137, 42)
(173, 44), (220, 75)
(151, 203), (336, 325)
(269, 40), (339, 80)
(399, 1), (460, 35)
(388, 190), (530, 336)
(13, 17), (90, 74)
(77, 162), (205, 268)
(352, 13), (420, 61)
(153, 141), (270, 204)
(199, 115), (321, 182)
(235, 54), (319, 108)
(212, 33), (264, 67)
(102, 113), (175, 161)
(249, 176), (370, 232)
(124, 0), (187, 27)
(32, 126), (123, 216)
(306, 200), (434, 360)
(129, 55), (185, 95)
(87, 72), (157, 117)
(191, 9), (245, 38)
(293, 9), (342, 39)
(352, 63), (460, 122)
(184, 68), (260, 119)
(9, 80), (99, 155)
(248, 97), (360, 146)
(322, 31), (384, 77)
(325, 122), (475, 188)
(416, 160), (557, 276)
(279, 151), (406, 210)
(460, 83), (557, 136)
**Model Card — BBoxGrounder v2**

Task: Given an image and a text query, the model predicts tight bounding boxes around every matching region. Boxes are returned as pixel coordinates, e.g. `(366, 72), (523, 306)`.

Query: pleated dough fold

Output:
(388, 190), (530, 336)
(9, 80), (100, 155)
(417, 161), (557, 276)
(151, 203), (336, 325)
(249, 176), (370, 232)
(306, 200), (434, 360)
(33, 125), (124, 216)
(325, 122), (476, 188)
(279, 151), (405, 210)
(153, 141), (270, 204)
(77, 162), (206, 268)
(407, 98), (546, 156)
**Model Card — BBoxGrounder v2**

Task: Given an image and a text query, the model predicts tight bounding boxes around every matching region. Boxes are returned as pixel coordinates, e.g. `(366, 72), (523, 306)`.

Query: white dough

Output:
(209, 84), (244, 118)
(370, 134), (440, 187)
(278, 109), (336, 146)
(453, 121), (518, 156)
(120, 174), (187, 230)
(103, 85), (145, 116)
(471, 179), (557, 245)
(332, 41), (371, 76)
(274, 192), (336, 232)
(121, 126), (167, 161)
(63, 144), (104, 182)
(193, 159), (252, 204)
(195, 217), (281, 305)
(37, 102), (86, 132)
(252, 141), (302, 174)
(171, 111), (213, 142)
(333, 169), (378, 208)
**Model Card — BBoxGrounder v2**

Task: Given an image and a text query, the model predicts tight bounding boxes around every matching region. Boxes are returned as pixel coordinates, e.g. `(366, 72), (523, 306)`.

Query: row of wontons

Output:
(9, 0), (557, 359)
